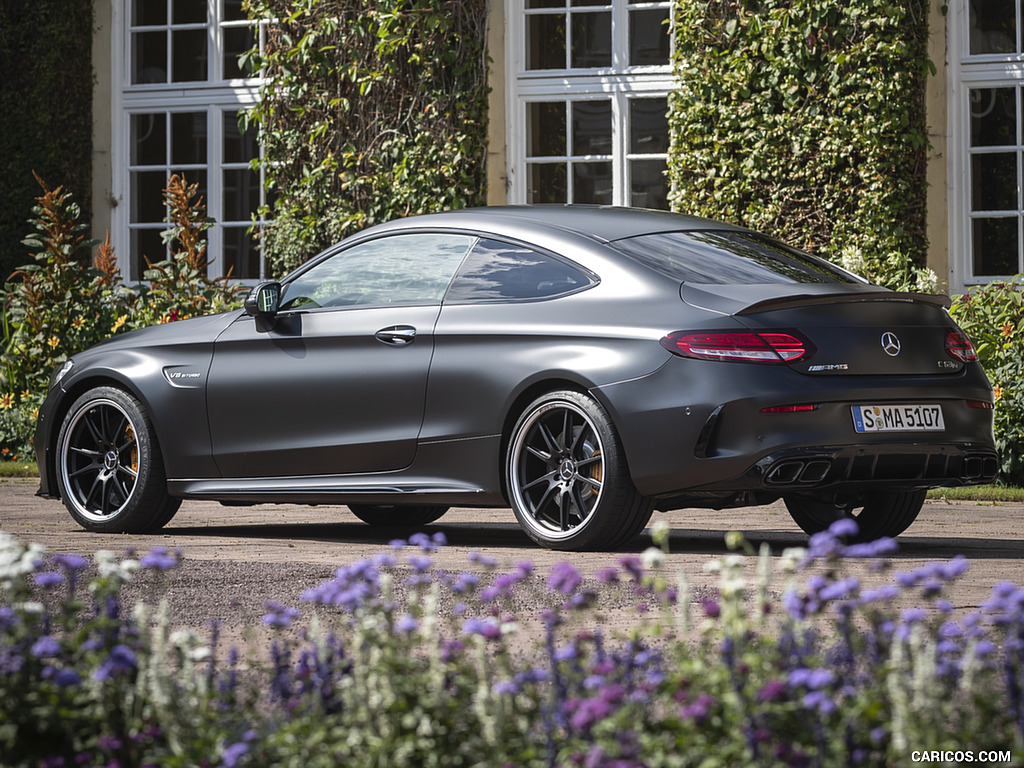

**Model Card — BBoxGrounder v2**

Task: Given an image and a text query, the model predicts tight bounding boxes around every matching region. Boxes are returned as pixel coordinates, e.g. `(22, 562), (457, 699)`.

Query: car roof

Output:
(365, 205), (747, 244)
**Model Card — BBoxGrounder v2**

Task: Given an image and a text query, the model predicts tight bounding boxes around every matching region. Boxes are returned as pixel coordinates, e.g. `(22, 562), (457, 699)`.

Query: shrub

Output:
(669, 0), (932, 279)
(2, 523), (1022, 767)
(949, 279), (1024, 485)
(241, 0), (490, 275)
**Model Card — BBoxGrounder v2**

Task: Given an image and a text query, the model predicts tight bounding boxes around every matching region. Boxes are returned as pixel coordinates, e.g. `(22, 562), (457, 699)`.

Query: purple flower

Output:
(221, 741), (249, 768)
(31, 635), (61, 659)
(493, 680), (519, 695)
(701, 598), (720, 618)
(548, 562), (583, 595)
(462, 617), (501, 640)
(139, 546), (179, 571)
(467, 551), (497, 569)
(53, 553), (88, 571)
(451, 572), (479, 593)
(395, 614), (418, 633)
(618, 556), (643, 581)
(34, 571), (65, 588)
(596, 566), (619, 584)
(827, 518), (859, 540)
(569, 696), (614, 731)
(679, 693), (714, 723)
(262, 600), (300, 628)
(842, 537), (898, 558)
(301, 559), (382, 612)
(53, 668), (81, 687)
(95, 644), (138, 681)
(758, 680), (787, 703)
(406, 554), (433, 573)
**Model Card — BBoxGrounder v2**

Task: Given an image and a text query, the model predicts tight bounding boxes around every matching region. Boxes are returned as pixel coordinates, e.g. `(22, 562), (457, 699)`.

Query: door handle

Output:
(375, 325), (417, 345)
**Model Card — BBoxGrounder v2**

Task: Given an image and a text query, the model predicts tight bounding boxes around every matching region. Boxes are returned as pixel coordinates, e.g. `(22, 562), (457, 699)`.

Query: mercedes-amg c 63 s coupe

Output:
(35, 206), (998, 550)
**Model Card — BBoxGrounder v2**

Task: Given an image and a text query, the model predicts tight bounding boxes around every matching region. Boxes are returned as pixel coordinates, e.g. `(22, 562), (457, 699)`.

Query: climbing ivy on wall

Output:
(242, 0), (490, 276)
(668, 0), (933, 288)
(0, 0), (93, 282)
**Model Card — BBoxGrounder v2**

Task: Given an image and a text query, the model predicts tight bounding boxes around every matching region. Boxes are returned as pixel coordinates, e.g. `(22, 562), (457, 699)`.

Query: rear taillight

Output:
(760, 404), (820, 413)
(660, 330), (815, 364)
(945, 331), (979, 363)
(967, 400), (994, 410)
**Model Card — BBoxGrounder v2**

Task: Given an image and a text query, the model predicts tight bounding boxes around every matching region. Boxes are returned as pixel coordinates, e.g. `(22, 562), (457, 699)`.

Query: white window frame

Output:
(506, 0), (676, 207)
(111, 0), (266, 282)
(948, 0), (1024, 289)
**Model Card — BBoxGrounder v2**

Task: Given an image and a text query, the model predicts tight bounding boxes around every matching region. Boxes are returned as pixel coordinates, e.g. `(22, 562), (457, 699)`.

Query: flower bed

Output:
(1, 522), (1022, 767)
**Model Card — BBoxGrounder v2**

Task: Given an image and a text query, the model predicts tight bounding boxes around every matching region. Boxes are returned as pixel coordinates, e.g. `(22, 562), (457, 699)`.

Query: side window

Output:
(280, 233), (475, 311)
(445, 239), (594, 302)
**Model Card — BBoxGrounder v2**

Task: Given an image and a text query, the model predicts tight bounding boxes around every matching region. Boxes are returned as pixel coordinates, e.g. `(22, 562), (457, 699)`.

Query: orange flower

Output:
(1002, 322), (1015, 338)
(111, 316), (127, 333)
(0, 394), (12, 410)
(993, 385), (1003, 401)
(47, 336), (59, 349)
(72, 317), (85, 330)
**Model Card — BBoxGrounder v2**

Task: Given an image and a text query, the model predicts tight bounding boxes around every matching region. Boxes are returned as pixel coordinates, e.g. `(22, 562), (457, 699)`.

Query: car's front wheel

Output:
(56, 386), (181, 533)
(784, 489), (926, 541)
(347, 504), (448, 527)
(506, 390), (652, 551)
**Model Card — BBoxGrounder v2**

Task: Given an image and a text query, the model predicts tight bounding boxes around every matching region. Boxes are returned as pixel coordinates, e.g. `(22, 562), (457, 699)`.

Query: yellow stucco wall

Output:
(926, 0), (950, 292)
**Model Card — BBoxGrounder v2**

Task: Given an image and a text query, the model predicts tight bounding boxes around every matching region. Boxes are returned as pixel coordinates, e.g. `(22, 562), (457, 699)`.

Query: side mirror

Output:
(244, 282), (282, 318)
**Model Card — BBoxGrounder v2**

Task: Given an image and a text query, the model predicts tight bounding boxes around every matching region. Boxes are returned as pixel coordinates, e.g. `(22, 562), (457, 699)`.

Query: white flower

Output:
(641, 546), (665, 571)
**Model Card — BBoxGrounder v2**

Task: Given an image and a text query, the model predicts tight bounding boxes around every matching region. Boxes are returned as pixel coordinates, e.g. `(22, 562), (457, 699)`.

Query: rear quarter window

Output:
(445, 238), (595, 302)
(611, 231), (864, 285)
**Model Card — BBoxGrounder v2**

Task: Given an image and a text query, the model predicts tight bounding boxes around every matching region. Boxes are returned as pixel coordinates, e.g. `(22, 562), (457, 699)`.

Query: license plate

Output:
(852, 404), (945, 433)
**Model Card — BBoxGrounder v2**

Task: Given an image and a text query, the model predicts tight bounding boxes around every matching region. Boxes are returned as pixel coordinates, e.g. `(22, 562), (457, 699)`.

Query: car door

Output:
(206, 232), (476, 478)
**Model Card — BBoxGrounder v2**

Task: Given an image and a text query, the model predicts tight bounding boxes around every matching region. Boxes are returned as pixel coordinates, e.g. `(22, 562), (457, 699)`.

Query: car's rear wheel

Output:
(56, 386), (181, 533)
(347, 504), (448, 527)
(784, 489), (926, 541)
(506, 390), (652, 551)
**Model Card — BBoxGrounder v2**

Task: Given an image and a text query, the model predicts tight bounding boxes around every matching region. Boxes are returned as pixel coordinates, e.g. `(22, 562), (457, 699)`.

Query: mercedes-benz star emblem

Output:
(881, 331), (901, 357)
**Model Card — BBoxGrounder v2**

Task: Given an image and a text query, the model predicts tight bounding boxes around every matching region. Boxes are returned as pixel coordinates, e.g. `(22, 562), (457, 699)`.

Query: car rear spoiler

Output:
(679, 283), (951, 316)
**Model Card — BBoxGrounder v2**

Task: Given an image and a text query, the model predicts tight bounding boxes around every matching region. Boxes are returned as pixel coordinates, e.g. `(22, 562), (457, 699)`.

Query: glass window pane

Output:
(223, 25), (256, 80)
(969, 0), (1016, 55)
(131, 113), (166, 166)
(971, 153), (1018, 211)
(630, 158), (669, 209)
(132, 171), (168, 223)
(172, 0), (206, 24)
(131, 228), (168, 280)
(572, 100), (612, 155)
(282, 234), (475, 309)
(571, 12), (611, 68)
(527, 0), (563, 7)
(973, 218), (1020, 276)
(527, 102), (566, 156)
(224, 111), (258, 163)
(133, 0), (165, 26)
(171, 112), (207, 165)
(222, 226), (260, 279)
(225, 0), (247, 21)
(528, 14), (566, 70)
(971, 88), (1017, 147)
(528, 163), (567, 203)
(172, 29), (208, 82)
(573, 162), (613, 203)
(630, 97), (669, 154)
(629, 8), (670, 66)
(446, 239), (591, 302)
(132, 31), (167, 84)
(223, 168), (261, 222)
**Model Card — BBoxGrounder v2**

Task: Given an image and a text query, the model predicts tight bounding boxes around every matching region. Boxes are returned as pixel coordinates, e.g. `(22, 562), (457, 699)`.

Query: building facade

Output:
(89, 0), (1022, 293)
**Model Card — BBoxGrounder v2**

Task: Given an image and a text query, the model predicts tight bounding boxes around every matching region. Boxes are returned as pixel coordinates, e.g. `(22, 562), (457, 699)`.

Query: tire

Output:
(506, 390), (653, 551)
(784, 489), (926, 541)
(56, 387), (181, 533)
(347, 504), (448, 527)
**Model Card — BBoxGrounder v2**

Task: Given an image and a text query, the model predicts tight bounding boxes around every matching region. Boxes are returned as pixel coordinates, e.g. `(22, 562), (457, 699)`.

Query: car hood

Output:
(83, 311), (241, 354)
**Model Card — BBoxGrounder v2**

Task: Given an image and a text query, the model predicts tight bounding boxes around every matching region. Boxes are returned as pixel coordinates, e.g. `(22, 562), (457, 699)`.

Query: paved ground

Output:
(2, 477), (1022, 642)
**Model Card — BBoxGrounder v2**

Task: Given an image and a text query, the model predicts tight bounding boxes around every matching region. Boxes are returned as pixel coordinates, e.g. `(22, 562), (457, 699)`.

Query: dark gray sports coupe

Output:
(35, 206), (997, 550)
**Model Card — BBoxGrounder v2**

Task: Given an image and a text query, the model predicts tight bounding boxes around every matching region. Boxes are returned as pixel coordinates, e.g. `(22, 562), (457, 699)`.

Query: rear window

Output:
(611, 231), (864, 285)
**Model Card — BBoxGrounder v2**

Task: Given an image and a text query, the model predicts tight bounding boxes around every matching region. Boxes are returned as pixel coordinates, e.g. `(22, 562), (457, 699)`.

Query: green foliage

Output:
(0, 176), (245, 461)
(1, 176), (130, 460)
(950, 279), (1024, 485)
(668, 0), (932, 284)
(241, 0), (490, 275)
(129, 175), (248, 329)
(0, 0), (93, 282)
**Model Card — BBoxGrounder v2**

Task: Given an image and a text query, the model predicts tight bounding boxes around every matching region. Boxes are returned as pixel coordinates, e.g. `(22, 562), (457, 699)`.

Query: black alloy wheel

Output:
(506, 390), (652, 550)
(56, 386), (180, 533)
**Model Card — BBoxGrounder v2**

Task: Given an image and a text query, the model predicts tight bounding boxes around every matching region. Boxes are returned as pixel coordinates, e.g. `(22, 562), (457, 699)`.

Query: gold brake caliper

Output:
(126, 425), (138, 473)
